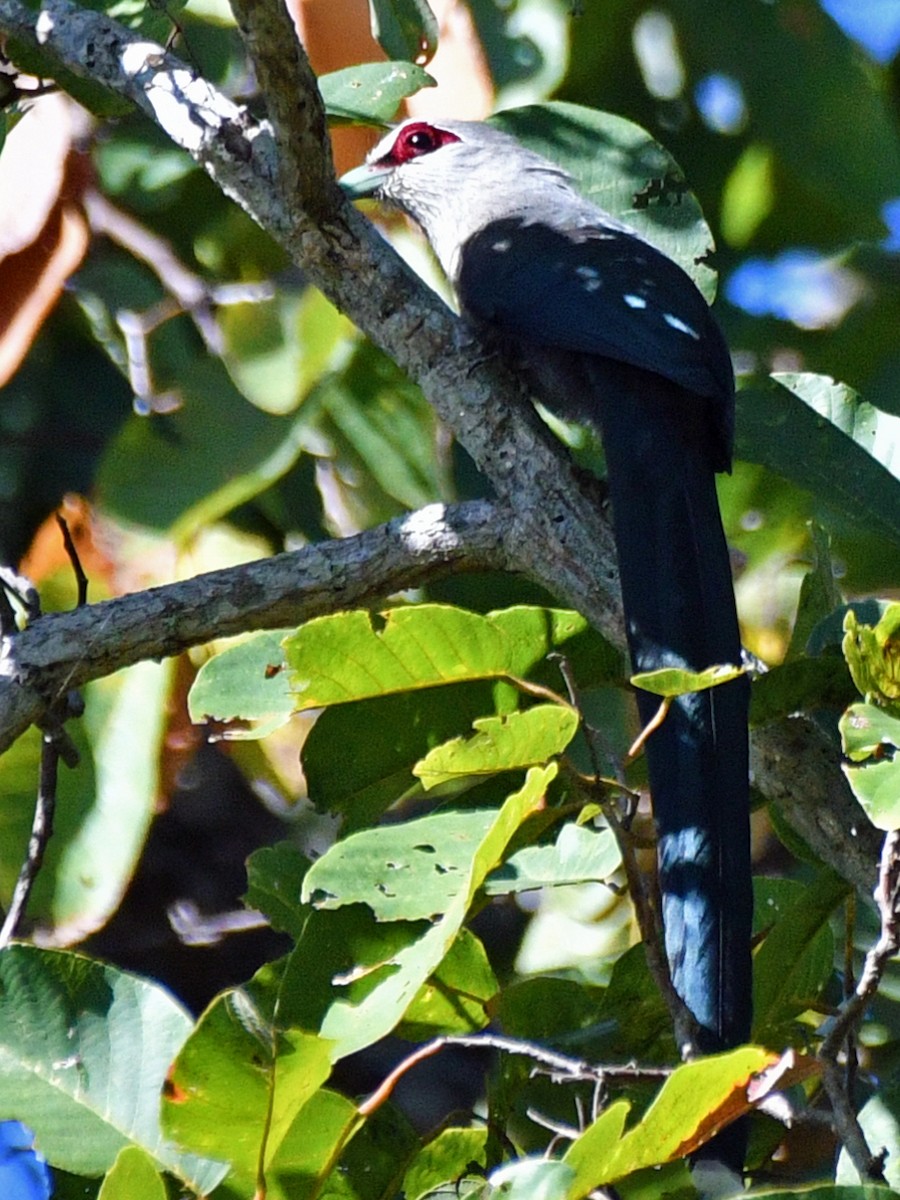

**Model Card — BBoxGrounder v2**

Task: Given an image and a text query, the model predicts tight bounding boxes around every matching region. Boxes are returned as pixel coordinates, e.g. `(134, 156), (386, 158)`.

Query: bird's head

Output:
(340, 118), (575, 280)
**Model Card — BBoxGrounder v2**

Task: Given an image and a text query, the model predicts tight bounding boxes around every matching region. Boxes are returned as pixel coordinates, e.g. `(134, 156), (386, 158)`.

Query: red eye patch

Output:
(376, 122), (461, 166)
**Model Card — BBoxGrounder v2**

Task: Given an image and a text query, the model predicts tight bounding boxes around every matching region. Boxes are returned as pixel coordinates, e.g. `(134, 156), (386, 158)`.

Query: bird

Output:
(341, 117), (752, 1171)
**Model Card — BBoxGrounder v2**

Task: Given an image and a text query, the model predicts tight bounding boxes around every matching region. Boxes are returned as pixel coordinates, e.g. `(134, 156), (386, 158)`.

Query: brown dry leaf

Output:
(18, 494), (115, 588)
(0, 93), (91, 386)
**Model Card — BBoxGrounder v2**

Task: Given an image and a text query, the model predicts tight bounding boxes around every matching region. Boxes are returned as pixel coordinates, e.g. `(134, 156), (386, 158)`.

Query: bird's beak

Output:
(338, 162), (391, 199)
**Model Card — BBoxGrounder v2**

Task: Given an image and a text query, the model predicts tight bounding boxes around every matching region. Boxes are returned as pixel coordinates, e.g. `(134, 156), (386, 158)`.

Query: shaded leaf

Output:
(402, 1127), (488, 1200)
(301, 682), (506, 828)
(752, 874), (848, 1041)
(244, 842), (311, 940)
(492, 103), (719, 299)
(399, 928), (498, 1038)
(749, 656), (855, 727)
(735, 375), (900, 555)
(97, 356), (314, 537)
(369, 0), (439, 64)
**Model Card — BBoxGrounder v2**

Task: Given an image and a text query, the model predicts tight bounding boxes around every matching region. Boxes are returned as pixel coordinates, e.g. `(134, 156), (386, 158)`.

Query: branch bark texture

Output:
(0, 0), (882, 899)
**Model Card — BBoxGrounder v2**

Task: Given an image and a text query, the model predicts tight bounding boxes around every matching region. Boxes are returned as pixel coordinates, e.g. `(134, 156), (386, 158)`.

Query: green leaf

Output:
(0, 945), (224, 1192)
(263, 1088), (359, 1199)
(320, 62), (435, 124)
(97, 1147), (166, 1200)
(735, 375), (900, 557)
(491, 102), (719, 300)
(755, 1190), (896, 1200)
(841, 703), (900, 762)
(498, 977), (606, 1045)
(631, 662), (744, 697)
(749, 656), (855, 727)
(221, 287), (356, 415)
(244, 842), (311, 940)
(310, 338), (450, 521)
(842, 604), (900, 705)
(752, 874), (848, 1042)
(402, 1127), (488, 1200)
(399, 928), (497, 1037)
(279, 767), (554, 1059)
(97, 356), (314, 538)
(484, 823), (620, 895)
(786, 525), (842, 661)
(563, 1047), (774, 1195)
(368, 0), (439, 64)
(303, 808), (519, 921)
(415, 705), (579, 789)
(162, 967), (333, 1198)
(490, 1157), (576, 1200)
(189, 630), (294, 730)
(843, 759), (900, 832)
(301, 682), (505, 828)
(286, 605), (610, 709)
(0, 661), (171, 946)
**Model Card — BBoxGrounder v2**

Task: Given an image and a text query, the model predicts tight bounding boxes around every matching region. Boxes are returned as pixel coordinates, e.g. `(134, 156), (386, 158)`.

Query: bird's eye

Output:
(406, 129), (436, 152)
(382, 122), (461, 166)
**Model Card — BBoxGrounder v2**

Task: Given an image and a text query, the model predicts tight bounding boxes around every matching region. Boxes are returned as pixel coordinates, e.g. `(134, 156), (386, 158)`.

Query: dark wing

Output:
(457, 217), (735, 460)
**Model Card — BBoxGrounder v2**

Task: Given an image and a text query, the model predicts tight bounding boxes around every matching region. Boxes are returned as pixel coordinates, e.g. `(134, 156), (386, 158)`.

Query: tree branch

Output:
(0, 501), (502, 755)
(0, 0), (883, 900)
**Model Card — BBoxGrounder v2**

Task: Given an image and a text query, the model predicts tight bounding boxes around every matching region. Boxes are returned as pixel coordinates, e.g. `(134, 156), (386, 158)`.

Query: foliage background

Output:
(0, 0), (899, 1196)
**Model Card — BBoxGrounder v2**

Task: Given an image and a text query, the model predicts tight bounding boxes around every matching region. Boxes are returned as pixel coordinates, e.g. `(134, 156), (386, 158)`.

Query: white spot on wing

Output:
(624, 293), (647, 309)
(492, 238), (512, 252)
(663, 312), (700, 339)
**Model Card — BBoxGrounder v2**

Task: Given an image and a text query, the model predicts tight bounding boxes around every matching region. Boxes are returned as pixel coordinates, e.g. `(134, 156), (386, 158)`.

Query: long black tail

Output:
(594, 359), (752, 1168)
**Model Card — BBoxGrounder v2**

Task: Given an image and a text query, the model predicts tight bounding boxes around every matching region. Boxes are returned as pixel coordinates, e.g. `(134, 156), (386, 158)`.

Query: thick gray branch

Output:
(0, 0), (881, 898)
(0, 502), (502, 755)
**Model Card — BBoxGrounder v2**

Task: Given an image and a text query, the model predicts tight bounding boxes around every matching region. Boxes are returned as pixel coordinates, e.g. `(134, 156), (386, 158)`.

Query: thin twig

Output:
(358, 1033), (670, 1117)
(0, 519), (88, 945)
(55, 513), (88, 606)
(821, 830), (900, 1057)
(85, 189), (274, 413)
(816, 828), (900, 1182)
(626, 696), (671, 761)
(0, 730), (60, 947)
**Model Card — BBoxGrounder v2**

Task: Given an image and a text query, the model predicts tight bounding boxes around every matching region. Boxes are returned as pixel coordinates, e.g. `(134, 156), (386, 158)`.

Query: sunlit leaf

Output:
(414, 705), (579, 789)
(563, 1047), (776, 1195)
(631, 662), (744, 697)
(0, 946), (224, 1192)
(320, 62), (435, 124)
